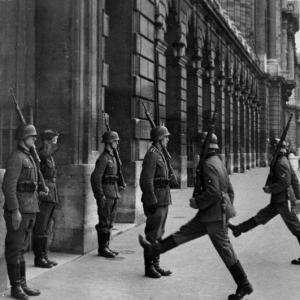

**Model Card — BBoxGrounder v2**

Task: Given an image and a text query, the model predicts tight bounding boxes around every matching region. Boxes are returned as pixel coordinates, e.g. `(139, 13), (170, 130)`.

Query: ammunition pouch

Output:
(44, 177), (56, 183)
(102, 175), (119, 184)
(17, 181), (37, 193)
(154, 178), (170, 188)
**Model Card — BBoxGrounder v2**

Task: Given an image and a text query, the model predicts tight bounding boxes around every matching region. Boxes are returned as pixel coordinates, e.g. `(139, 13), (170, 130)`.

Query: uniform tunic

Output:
(91, 148), (120, 233)
(2, 145), (39, 264)
(140, 144), (171, 243)
(171, 153), (238, 267)
(33, 148), (58, 242)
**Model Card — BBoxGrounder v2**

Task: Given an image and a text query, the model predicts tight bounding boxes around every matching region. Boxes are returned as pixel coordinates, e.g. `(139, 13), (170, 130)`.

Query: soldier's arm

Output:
(228, 180), (234, 203)
(2, 153), (23, 211)
(140, 152), (158, 206)
(195, 163), (221, 210)
(268, 160), (291, 194)
(91, 156), (107, 199)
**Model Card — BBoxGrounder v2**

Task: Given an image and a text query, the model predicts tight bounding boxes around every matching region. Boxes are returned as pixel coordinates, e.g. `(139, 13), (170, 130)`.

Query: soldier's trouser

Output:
(4, 211), (36, 265)
(144, 205), (169, 243)
(254, 202), (300, 237)
(171, 216), (238, 267)
(96, 197), (118, 233)
(32, 201), (56, 257)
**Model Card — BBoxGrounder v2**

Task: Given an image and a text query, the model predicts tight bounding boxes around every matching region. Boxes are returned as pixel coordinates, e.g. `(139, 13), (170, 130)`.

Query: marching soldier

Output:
(90, 130), (122, 258)
(229, 138), (300, 265)
(2, 124), (44, 299)
(139, 133), (253, 300)
(139, 125), (176, 279)
(32, 129), (59, 268)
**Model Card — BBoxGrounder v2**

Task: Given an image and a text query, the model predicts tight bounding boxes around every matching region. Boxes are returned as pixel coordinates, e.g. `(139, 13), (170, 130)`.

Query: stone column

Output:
(287, 28), (295, 79)
(225, 61), (234, 174)
(281, 18), (288, 72)
(233, 85), (241, 173)
(166, 55), (188, 188)
(251, 103), (256, 168)
(239, 95), (246, 173)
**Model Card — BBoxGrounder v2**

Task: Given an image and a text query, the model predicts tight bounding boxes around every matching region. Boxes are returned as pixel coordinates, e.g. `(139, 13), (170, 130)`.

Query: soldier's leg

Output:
(32, 202), (53, 268)
(20, 214), (40, 297)
(139, 213), (207, 258)
(276, 203), (300, 264)
(151, 206), (172, 276)
(95, 197), (115, 258)
(207, 222), (253, 300)
(229, 204), (278, 237)
(107, 198), (119, 255)
(5, 212), (32, 300)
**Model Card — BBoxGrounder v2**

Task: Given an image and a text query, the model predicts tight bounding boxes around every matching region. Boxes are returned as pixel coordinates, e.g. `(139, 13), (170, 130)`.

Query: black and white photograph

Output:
(1, 0), (300, 299)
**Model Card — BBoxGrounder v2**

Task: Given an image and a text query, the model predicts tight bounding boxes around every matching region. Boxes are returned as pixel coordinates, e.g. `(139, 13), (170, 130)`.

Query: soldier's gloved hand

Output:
(263, 186), (271, 194)
(39, 186), (49, 197)
(12, 209), (22, 230)
(189, 198), (198, 209)
(147, 204), (158, 214)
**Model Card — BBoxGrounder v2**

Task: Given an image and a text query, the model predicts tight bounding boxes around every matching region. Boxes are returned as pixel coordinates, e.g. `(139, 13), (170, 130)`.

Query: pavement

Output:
(2, 167), (300, 300)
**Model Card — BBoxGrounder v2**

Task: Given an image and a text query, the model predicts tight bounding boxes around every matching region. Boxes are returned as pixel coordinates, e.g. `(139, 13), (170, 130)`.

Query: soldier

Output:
(32, 129), (59, 268)
(90, 130), (122, 258)
(139, 125), (176, 279)
(2, 124), (44, 299)
(229, 138), (300, 265)
(139, 133), (253, 300)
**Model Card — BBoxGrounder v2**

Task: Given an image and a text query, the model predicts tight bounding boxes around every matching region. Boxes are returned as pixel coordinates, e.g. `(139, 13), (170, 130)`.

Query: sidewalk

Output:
(1, 167), (300, 299)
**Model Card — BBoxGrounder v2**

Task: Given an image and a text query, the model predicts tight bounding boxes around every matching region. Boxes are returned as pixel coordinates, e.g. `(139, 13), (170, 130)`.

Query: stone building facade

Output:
(0, 0), (299, 291)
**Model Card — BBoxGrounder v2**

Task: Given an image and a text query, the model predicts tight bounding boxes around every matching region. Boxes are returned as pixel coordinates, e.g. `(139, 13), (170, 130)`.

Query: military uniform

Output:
(139, 149), (253, 299)
(229, 153), (300, 252)
(32, 147), (59, 267)
(3, 141), (41, 299)
(91, 148), (121, 257)
(140, 143), (171, 243)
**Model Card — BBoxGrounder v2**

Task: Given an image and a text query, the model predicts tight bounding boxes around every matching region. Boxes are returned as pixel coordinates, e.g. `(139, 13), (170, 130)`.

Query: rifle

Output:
(266, 113), (293, 186)
(193, 109), (218, 198)
(141, 101), (178, 186)
(103, 113), (126, 189)
(9, 88), (48, 193)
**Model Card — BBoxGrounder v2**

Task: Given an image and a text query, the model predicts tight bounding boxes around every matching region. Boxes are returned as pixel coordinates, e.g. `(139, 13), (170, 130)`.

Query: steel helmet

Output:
(150, 125), (171, 142)
(270, 138), (287, 153)
(41, 129), (59, 141)
(101, 131), (120, 143)
(200, 132), (219, 149)
(15, 124), (38, 141)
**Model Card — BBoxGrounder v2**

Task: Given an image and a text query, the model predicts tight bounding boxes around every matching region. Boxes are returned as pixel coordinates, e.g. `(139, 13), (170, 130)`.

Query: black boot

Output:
(153, 255), (172, 276)
(20, 261), (41, 296)
(228, 261), (253, 300)
(138, 234), (177, 260)
(106, 232), (119, 256)
(228, 218), (257, 237)
(96, 227), (115, 258)
(42, 237), (58, 266)
(144, 251), (161, 279)
(7, 264), (28, 300)
(291, 237), (300, 265)
(33, 238), (53, 268)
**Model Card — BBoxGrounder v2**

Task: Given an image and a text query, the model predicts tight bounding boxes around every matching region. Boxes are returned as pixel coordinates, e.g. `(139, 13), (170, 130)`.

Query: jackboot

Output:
(20, 261), (41, 296)
(7, 264), (28, 300)
(96, 226), (115, 258)
(144, 251), (161, 279)
(42, 237), (58, 266)
(228, 261), (253, 300)
(228, 217), (257, 237)
(153, 255), (172, 276)
(138, 234), (177, 260)
(33, 237), (53, 268)
(106, 232), (119, 256)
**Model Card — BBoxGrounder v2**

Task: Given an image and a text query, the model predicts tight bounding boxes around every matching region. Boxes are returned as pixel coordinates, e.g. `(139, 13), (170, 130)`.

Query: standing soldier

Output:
(91, 130), (122, 258)
(3, 124), (43, 299)
(32, 129), (59, 268)
(139, 133), (253, 300)
(139, 125), (176, 279)
(229, 138), (300, 265)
